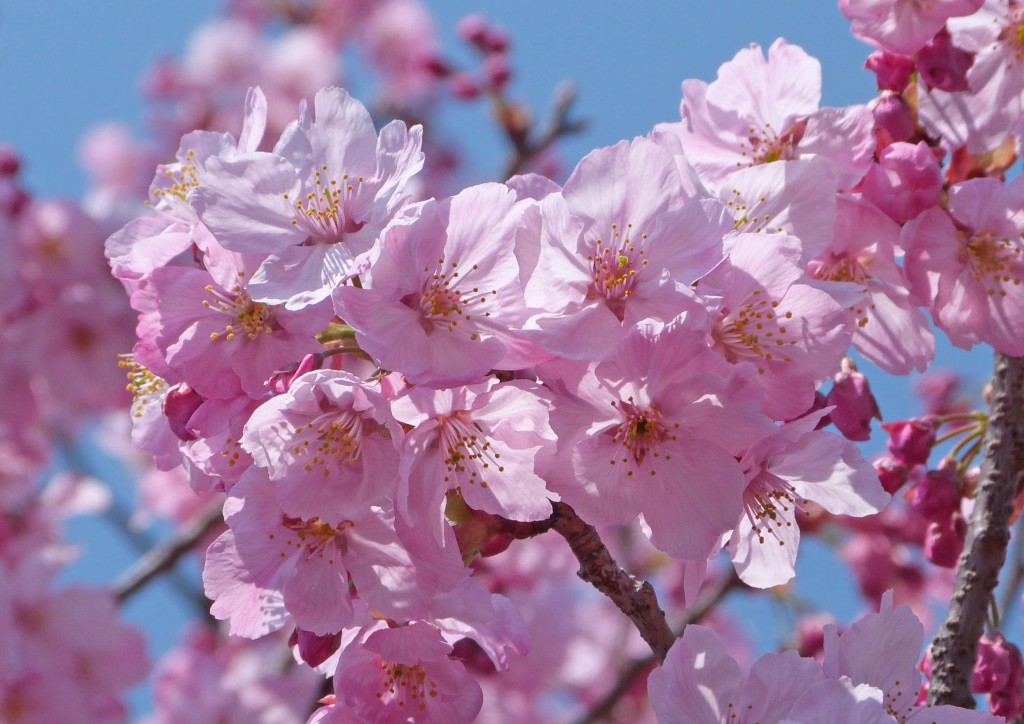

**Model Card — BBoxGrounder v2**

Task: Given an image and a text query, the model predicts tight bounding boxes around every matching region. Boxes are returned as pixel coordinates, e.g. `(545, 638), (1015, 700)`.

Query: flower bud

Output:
(918, 29), (973, 92)
(266, 353), (318, 395)
(450, 72), (481, 100)
(484, 53), (512, 91)
(289, 628), (341, 668)
(163, 383), (204, 441)
(923, 513), (965, 568)
(865, 51), (916, 92)
(907, 460), (961, 523)
(862, 142), (943, 222)
(871, 93), (915, 150)
(882, 417), (937, 467)
(974, 633), (1023, 695)
(827, 358), (880, 441)
(875, 455), (910, 495)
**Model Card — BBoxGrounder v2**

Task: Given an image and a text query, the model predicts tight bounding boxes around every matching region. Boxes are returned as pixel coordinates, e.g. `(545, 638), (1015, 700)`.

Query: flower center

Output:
(278, 515), (353, 563)
(203, 274), (274, 342)
(438, 411), (504, 493)
(712, 291), (797, 372)
(808, 253), (873, 328)
(743, 469), (802, 546)
(608, 399), (678, 475)
(285, 163), (367, 243)
(738, 121), (804, 167)
(377, 660), (439, 712)
(587, 222), (649, 321)
(152, 149), (200, 202)
(410, 257), (496, 336)
(291, 409), (365, 477)
(118, 354), (166, 419)
(963, 229), (1024, 297)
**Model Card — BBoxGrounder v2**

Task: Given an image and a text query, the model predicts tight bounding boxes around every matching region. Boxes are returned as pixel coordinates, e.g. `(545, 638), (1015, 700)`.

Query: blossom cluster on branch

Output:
(5, 0), (1024, 721)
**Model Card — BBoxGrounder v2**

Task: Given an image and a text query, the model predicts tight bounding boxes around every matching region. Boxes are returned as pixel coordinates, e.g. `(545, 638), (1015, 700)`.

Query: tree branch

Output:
(575, 568), (741, 724)
(928, 353), (1024, 706)
(112, 502), (224, 605)
(549, 502), (675, 663)
(499, 81), (587, 181)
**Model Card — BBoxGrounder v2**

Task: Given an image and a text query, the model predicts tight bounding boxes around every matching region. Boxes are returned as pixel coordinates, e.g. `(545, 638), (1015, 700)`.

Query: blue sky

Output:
(1, 0), (998, 714)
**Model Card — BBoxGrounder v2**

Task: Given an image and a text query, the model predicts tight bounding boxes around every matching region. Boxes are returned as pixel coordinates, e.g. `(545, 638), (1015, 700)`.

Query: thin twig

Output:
(928, 353), (1024, 706)
(549, 502), (675, 663)
(575, 569), (742, 724)
(998, 515), (1024, 620)
(112, 501), (224, 604)
(500, 81), (587, 180)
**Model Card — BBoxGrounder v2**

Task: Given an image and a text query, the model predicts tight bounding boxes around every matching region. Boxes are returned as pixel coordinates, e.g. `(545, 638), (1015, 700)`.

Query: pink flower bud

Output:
(289, 628), (341, 668)
(907, 461), (961, 523)
(990, 688), (1024, 719)
(0, 145), (21, 177)
(483, 27), (510, 54)
(875, 456), (910, 495)
(865, 51), (916, 92)
(872, 93), (915, 150)
(923, 513), (965, 568)
(794, 614), (833, 659)
(882, 417), (937, 467)
(450, 72), (481, 100)
(163, 383), (204, 441)
(484, 53), (512, 91)
(266, 353), (318, 395)
(974, 633), (1023, 695)
(826, 358), (880, 441)
(862, 142), (943, 222)
(456, 14), (490, 48)
(918, 29), (973, 93)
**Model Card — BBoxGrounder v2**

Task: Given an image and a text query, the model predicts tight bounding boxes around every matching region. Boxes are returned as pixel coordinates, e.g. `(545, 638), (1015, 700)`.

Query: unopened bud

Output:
(827, 358), (881, 441)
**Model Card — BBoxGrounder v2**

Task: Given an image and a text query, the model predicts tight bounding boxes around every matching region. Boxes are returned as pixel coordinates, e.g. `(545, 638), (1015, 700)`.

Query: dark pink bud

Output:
(907, 460), (961, 523)
(882, 417), (937, 467)
(827, 358), (880, 441)
(455, 14), (490, 49)
(914, 370), (966, 416)
(483, 27), (510, 54)
(875, 456), (910, 495)
(0, 146), (21, 177)
(918, 29), (973, 93)
(289, 628), (341, 668)
(163, 383), (204, 441)
(862, 142), (943, 223)
(865, 51), (916, 92)
(990, 688), (1024, 719)
(484, 53), (512, 91)
(451, 638), (498, 676)
(794, 614), (833, 659)
(872, 93), (916, 150)
(266, 353), (318, 395)
(974, 633), (1023, 695)
(450, 72), (481, 100)
(923, 513), (965, 568)
(421, 55), (451, 78)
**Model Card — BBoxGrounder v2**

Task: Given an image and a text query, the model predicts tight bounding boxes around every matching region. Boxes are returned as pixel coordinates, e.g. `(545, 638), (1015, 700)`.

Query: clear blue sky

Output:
(0, 0), (997, 715)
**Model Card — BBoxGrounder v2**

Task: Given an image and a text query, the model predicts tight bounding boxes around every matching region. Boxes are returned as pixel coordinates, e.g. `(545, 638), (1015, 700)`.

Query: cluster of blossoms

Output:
(0, 149), (151, 722)
(104, 0), (1024, 715)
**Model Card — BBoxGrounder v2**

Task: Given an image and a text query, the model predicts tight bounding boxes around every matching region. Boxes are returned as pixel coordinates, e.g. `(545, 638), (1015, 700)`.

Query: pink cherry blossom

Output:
(192, 86), (423, 309)
(840, 0), (985, 54)
(808, 195), (935, 375)
(668, 39), (875, 189)
(522, 136), (731, 360)
(904, 176), (1024, 354)
(861, 142), (943, 223)
(701, 233), (852, 419)
(333, 183), (547, 385)
(538, 319), (772, 560)
(648, 624), (889, 723)
(391, 379), (557, 552)
(918, 0), (1024, 153)
(328, 620), (483, 723)
(725, 409), (889, 588)
(241, 369), (404, 521)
